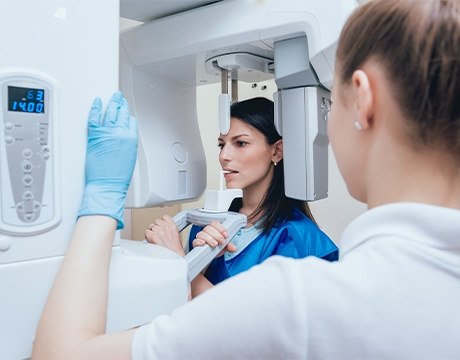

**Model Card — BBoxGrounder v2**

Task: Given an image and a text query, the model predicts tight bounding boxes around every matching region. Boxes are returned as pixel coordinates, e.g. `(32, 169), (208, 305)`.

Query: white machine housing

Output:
(121, 0), (357, 204)
(0, 2), (189, 359)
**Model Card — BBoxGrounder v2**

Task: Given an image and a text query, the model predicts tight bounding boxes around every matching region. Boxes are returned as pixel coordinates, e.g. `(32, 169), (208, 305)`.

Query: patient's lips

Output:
(222, 169), (238, 184)
(222, 168), (237, 175)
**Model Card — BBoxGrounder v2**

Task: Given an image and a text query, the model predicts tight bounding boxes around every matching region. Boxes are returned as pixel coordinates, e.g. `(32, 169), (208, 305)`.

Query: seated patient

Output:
(145, 97), (338, 297)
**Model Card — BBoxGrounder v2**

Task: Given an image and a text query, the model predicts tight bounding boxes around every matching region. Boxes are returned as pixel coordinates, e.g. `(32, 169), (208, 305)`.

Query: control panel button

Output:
(5, 135), (14, 145)
(24, 213), (35, 222)
(22, 148), (33, 158)
(41, 146), (50, 160)
(23, 175), (33, 186)
(16, 202), (25, 212)
(4, 122), (14, 131)
(22, 160), (33, 172)
(23, 191), (34, 200)
(33, 201), (41, 211)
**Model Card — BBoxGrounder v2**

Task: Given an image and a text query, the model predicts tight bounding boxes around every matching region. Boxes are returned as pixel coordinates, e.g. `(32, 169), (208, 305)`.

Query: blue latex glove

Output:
(78, 91), (138, 229)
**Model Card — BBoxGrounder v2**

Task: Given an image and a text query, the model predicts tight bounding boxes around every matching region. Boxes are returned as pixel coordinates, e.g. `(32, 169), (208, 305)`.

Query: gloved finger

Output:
(88, 97), (102, 127)
(128, 115), (139, 139)
(117, 98), (131, 127)
(102, 90), (123, 126)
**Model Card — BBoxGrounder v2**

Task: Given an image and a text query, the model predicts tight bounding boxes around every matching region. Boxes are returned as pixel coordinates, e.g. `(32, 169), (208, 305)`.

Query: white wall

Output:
(190, 80), (367, 243)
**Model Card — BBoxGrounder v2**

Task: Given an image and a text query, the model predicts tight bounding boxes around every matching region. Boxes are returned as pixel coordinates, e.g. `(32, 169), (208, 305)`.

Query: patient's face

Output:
(218, 117), (275, 194)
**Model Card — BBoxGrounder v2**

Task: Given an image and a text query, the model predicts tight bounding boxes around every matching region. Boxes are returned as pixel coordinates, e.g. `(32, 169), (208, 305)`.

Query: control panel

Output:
(0, 74), (58, 235)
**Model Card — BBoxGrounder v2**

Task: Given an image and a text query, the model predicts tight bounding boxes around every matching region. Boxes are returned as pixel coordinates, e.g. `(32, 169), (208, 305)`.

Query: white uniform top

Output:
(132, 203), (460, 359)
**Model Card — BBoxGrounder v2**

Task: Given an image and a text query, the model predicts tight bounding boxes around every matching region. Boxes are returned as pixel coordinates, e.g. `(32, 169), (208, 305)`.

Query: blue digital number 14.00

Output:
(11, 101), (44, 113)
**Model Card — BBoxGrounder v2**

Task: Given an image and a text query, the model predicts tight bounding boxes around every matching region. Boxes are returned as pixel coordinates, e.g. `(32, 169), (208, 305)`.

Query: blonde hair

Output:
(336, 0), (460, 155)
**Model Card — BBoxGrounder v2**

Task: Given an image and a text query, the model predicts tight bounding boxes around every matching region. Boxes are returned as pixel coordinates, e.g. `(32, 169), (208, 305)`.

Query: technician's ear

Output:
(351, 69), (374, 130)
(272, 139), (283, 163)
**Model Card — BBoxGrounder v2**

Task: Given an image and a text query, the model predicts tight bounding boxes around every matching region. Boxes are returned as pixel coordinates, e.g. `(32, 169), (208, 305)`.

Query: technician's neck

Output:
(367, 148), (460, 210)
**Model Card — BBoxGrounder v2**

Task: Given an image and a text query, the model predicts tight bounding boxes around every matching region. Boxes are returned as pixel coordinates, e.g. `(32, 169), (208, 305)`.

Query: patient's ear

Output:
(272, 139), (283, 163)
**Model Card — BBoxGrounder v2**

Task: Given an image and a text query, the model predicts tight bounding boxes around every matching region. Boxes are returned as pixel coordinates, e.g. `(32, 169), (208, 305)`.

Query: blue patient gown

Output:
(188, 208), (338, 285)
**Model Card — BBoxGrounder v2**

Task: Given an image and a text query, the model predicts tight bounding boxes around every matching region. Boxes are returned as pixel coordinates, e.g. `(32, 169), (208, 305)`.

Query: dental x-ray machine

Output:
(0, 0), (356, 358)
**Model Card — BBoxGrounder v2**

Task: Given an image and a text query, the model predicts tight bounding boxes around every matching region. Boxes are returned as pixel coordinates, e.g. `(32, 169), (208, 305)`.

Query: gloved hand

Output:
(78, 91), (138, 229)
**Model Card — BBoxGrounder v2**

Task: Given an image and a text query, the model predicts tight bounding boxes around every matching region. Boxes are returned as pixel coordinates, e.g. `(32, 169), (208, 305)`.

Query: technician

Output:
(33, 1), (460, 358)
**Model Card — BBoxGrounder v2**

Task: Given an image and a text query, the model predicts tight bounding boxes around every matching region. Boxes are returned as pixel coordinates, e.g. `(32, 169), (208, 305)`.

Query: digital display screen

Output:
(8, 86), (45, 113)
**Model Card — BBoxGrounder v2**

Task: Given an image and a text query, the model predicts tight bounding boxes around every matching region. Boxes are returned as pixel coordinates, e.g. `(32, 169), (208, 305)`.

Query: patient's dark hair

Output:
(228, 97), (316, 232)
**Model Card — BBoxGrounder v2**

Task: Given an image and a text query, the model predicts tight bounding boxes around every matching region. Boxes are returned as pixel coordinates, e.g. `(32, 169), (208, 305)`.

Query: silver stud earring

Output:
(273, 161), (277, 167)
(354, 120), (363, 130)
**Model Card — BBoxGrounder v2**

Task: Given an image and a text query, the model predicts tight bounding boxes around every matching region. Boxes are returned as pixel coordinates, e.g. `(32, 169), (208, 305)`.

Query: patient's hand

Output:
(192, 221), (237, 256)
(145, 215), (185, 256)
